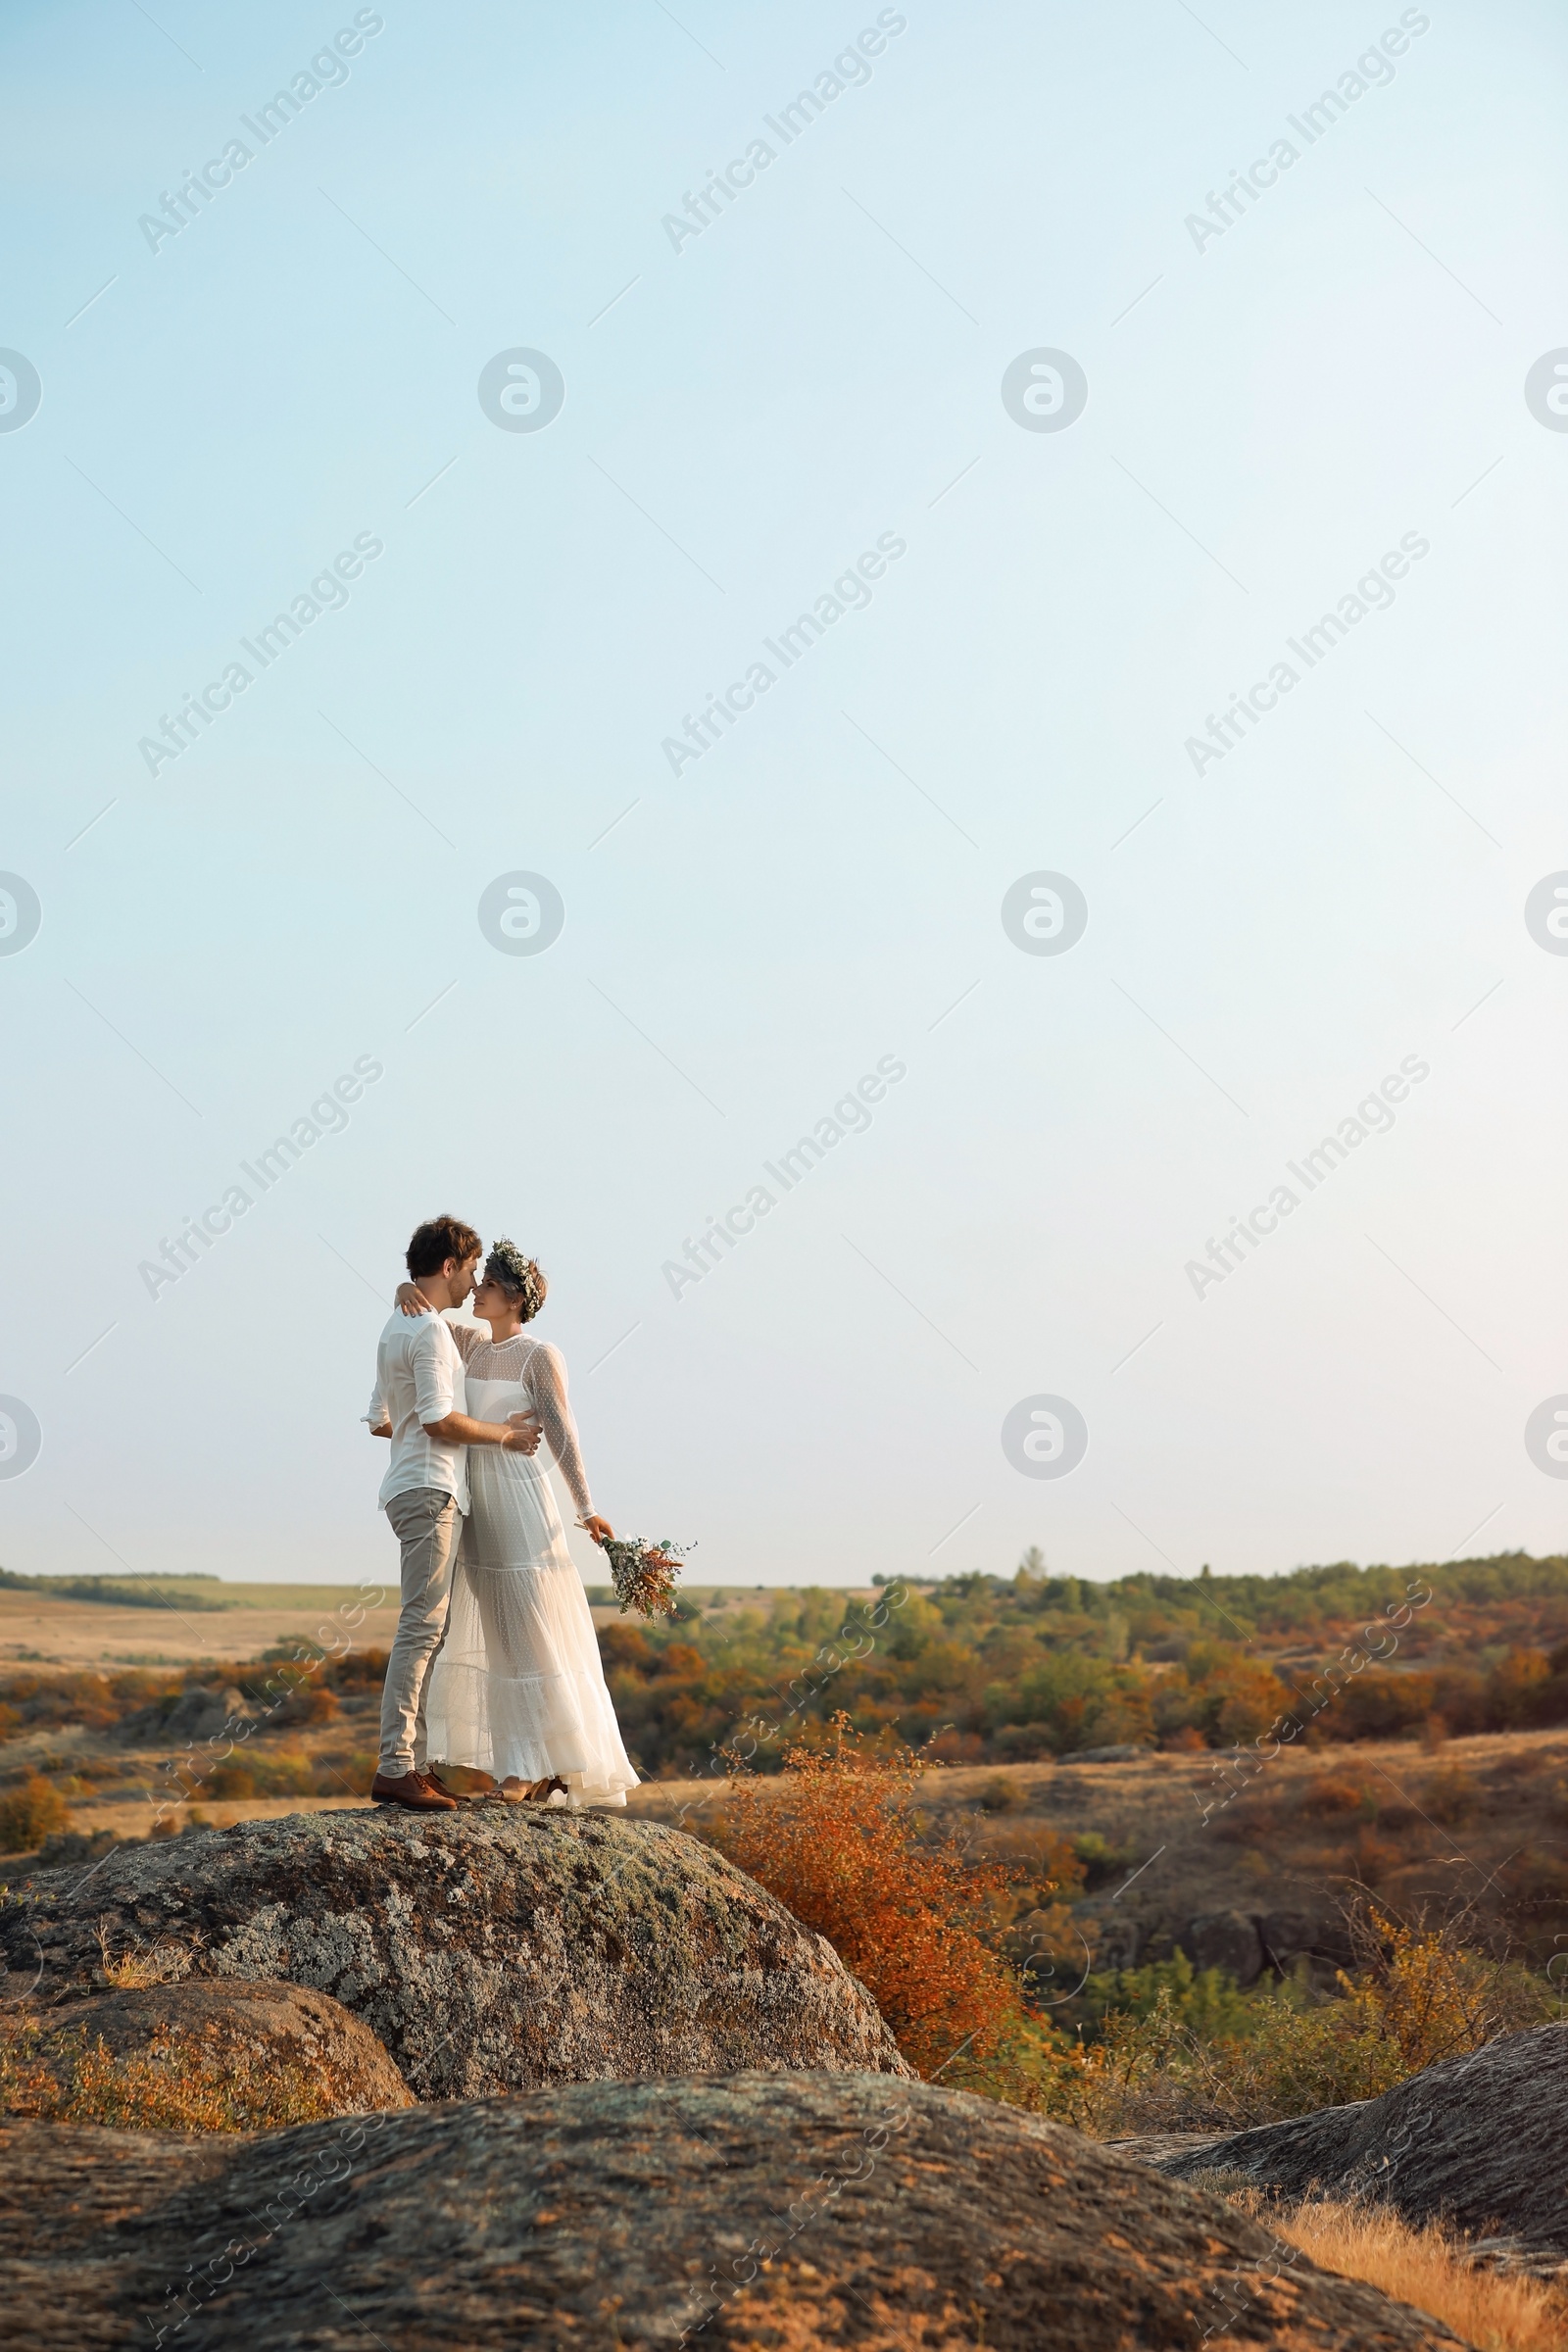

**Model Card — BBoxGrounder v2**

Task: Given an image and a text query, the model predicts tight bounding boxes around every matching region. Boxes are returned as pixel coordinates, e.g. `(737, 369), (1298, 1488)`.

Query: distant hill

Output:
(0, 1570), (373, 1613)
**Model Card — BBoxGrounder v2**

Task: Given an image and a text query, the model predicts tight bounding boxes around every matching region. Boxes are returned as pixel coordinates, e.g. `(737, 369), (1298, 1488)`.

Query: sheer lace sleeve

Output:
(525, 1342), (594, 1518)
(445, 1320), (483, 1361)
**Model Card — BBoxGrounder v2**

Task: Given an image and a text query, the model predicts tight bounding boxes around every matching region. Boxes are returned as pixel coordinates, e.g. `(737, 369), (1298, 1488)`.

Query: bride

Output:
(394, 1239), (639, 1809)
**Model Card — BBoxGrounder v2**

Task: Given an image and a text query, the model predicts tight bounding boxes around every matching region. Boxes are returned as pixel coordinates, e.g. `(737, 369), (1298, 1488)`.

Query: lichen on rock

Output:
(6, 1978), (413, 2125)
(0, 2073), (1468, 2350)
(1, 1806), (909, 2096)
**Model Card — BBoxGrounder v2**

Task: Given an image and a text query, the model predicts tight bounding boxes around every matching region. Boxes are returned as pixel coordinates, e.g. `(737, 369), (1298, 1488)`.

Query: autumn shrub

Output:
(709, 1715), (1028, 2080)
(279, 1682), (340, 1727)
(1208, 1789), (1282, 1843)
(1070, 1829), (1139, 1888)
(329, 1644), (389, 1689)
(1349, 1830), (1405, 1886)
(925, 1729), (988, 1764)
(0, 1774), (69, 1852)
(243, 1750), (316, 1797)
(1420, 1764), (1481, 1826)
(1063, 1950), (1258, 2045)
(1034, 1905), (1550, 2137)
(1504, 1839), (1568, 1900)
(196, 1747), (361, 1804)
(1332, 1669), (1437, 1741)
(979, 1823), (1085, 1896)
(1298, 1774), (1372, 1819)
(982, 1827), (1089, 2001)
(0, 1668), (177, 1740)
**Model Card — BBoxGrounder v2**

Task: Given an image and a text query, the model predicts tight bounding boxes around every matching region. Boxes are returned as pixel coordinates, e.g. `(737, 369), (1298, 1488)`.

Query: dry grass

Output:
(95, 1920), (196, 1989)
(0, 2009), (340, 2132)
(1225, 2191), (1568, 2352)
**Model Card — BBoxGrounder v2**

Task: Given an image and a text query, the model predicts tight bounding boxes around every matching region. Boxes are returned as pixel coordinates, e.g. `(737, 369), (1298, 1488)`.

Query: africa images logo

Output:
(0, 873), (42, 956)
(1000, 351), (1088, 433)
(477, 873), (565, 955)
(1525, 1398), (1568, 1479)
(476, 351), (564, 433)
(0, 1398), (42, 1479)
(1002, 1396), (1089, 1480)
(1524, 351), (1568, 430)
(0, 352), (42, 434)
(1001, 872), (1089, 956)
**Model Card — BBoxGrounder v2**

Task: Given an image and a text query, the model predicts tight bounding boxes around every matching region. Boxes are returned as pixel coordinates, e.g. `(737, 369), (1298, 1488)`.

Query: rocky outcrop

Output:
(1086, 1904), (1356, 1985)
(0, 2072), (1467, 2350)
(0, 1806), (908, 2097)
(1257, 1907), (1357, 1972)
(117, 1683), (261, 1746)
(19, 1980), (413, 2115)
(1136, 2021), (1568, 2255)
(1186, 1907), (1265, 1985)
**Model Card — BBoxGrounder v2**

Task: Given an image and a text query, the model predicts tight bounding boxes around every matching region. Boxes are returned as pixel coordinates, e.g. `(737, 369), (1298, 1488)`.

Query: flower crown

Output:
(487, 1236), (547, 1320)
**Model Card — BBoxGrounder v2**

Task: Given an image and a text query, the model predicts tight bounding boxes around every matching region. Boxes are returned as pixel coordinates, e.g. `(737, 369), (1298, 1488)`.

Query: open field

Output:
(0, 1579), (871, 1843)
(0, 1580), (796, 1671)
(0, 1583), (404, 1670)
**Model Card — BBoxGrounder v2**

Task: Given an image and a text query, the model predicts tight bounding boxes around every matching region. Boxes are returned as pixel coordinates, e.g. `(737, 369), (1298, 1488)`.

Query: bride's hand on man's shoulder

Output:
(394, 1283), (431, 1317)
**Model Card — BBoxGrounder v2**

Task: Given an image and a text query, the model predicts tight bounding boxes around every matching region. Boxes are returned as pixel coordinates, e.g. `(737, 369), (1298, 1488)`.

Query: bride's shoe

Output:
(496, 1774), (569, 1803)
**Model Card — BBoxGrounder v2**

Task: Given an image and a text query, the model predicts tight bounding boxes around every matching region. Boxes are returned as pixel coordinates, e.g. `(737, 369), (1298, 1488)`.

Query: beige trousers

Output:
(378, 1487), (463, 1775)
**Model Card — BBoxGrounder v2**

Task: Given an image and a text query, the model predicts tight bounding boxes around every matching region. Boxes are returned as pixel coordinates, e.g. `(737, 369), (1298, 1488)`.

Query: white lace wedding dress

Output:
(423, 1326), (639, 1808)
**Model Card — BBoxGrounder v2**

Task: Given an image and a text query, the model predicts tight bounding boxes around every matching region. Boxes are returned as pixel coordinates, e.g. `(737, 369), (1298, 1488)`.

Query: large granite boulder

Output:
(0, 1806), (907, 2097)
(0, 2072), (1467, 2350)
(1136, 2021), (1568, 2257)
(12, 1980), (413, 2120)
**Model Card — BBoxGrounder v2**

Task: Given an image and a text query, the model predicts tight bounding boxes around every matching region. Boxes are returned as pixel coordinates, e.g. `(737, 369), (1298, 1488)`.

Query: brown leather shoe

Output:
(370, 1770), (457, 1811)
(416, 1766), (472, 1804)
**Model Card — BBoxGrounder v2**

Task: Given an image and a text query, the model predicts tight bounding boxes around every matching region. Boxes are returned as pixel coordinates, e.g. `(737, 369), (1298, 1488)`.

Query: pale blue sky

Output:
(2, 0), (1566, 1589)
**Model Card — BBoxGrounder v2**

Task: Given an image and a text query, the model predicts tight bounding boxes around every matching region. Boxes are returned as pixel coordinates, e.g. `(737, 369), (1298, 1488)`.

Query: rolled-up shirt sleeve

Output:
(364, 1382), (387, 1430)
(411, 1321), (459, 1427)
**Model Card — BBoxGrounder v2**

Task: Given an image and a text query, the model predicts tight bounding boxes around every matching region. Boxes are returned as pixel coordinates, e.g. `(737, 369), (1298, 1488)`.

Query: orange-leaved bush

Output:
(0, 1773), (69, 1854)
(710, 1715), (1026, 2080)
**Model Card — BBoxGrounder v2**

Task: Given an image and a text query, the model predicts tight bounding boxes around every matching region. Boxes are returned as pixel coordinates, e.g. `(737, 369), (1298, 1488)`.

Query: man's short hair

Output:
(406, 1215), (482, 1278)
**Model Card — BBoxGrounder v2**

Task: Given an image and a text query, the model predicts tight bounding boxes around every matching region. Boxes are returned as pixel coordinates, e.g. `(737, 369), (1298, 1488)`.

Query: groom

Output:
(365, 1213), (540, 1812)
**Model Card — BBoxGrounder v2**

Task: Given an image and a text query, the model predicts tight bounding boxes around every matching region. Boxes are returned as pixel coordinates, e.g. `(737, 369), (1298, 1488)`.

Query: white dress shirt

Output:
(366, 1310), (470, 1513)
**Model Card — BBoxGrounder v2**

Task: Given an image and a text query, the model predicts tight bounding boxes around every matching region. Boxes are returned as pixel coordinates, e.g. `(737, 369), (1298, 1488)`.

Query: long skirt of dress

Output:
(423, 1380), (638, 1808)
